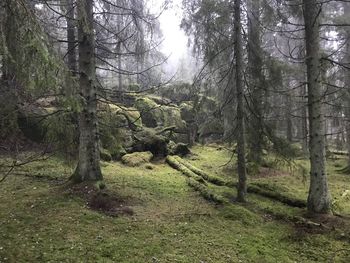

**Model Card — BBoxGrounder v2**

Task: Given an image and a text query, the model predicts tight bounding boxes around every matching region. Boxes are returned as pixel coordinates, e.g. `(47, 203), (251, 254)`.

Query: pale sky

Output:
(149, 0), (191, 74)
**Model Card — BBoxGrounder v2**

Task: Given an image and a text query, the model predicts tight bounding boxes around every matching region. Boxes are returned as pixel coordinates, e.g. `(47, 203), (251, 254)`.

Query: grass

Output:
(0, 146), (350, 262)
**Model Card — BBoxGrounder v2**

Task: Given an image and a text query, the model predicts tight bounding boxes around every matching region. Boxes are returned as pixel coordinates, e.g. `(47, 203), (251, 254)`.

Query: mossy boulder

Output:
(121, 151), (153, 166)
(134, 97), (186, 132)
(132, 128), (169, 157)
(134, 97), (163, 128)
(168, 143), (191, 156)
(110, 145), (127, 160)
(180, 102), (195, 123)
(99, 101), (142, 155)
(100, 148), (112, 162)
(17, 102), (57, 142)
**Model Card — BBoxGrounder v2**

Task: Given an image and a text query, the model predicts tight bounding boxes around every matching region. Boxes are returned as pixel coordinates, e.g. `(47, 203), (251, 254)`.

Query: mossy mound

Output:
(168, 143), (191, 156)
(134, 97), (187, 133)
(17, 102), (58, 142)
(180, 102), (195, 123)
(121, 151), (153, 167)
(134, 97), (162, 128)
(100, 148), (112, 162)
(132, 128), (169, 157)
(99, 101), (142, 158)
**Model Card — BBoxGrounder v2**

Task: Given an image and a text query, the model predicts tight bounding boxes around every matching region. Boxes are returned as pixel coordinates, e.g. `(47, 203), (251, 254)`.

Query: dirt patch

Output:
(89, 192), (134, 217)
(292, 213), (350, 236)
(65, 183), (134, 217)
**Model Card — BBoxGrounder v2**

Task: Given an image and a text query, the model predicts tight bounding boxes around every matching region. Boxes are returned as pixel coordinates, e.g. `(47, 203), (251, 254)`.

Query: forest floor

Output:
(0, 145), (350, 262)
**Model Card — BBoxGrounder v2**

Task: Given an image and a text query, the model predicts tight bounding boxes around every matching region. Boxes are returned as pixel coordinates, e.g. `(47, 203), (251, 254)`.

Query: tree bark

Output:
(71, 0), (103, 183)
(234, 0), (247, 202)
(247, 0), (264, 164)
(286, 91), (293, 142)
(301, 81), (309, 154)
(303, 0), (331, 214)
(342, 3), (350, 166)
(66, 0), (77, 74)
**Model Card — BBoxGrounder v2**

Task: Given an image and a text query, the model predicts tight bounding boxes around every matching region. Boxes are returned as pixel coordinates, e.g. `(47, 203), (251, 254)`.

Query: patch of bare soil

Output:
(293, 213), (350, 236)
(65, 183), (134, 217)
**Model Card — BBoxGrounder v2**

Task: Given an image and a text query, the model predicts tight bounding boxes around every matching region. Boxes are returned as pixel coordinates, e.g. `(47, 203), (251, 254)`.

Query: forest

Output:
(0, 0), (350, 262)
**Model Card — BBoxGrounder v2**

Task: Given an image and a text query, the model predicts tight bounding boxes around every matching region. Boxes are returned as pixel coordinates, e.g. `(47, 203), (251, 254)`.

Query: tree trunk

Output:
(286, 91), (293, 142)
(234, 0), (247, 202)
(247, 0), (264, 164)
(301, 81), (309, 154)
(66, 0), (77, 74)
(71, 0), (103, 183)
(343, 3), (350, 166)
(303, 0), (331, 214)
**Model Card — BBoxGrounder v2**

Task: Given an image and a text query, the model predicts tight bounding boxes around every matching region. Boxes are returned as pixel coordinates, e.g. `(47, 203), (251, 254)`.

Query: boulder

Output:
(168, 142), (191, 157)
(132, 128), (169, 157)
(121, 151), (153, 166)
(100, 148), (112, 162)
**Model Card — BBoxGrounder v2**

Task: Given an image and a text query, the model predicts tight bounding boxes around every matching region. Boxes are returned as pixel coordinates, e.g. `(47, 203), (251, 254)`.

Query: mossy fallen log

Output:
(168, 156), (306, 208)
(187, 178), (225, 204)
(247, 184), (306, 208)
(166, 156), (207, 185)
(173, 156), (227, 186)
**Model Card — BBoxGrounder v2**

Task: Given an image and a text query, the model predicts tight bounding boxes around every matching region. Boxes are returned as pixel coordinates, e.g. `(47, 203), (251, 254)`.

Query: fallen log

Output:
(166, 156), (207, 185)
(173, 156), (227, 186)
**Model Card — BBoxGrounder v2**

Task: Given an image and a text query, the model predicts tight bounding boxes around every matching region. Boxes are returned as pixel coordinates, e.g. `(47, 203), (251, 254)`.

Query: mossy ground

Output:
(0, 146), (350, 262)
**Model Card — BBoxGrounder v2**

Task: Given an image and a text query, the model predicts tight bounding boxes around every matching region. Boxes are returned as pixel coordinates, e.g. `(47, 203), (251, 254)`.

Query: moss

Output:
(173, 156), (228, 186)
(168, 143), (191, 156)
(100, 148), (112, 162)
(121, 151), (153, 167)
(132, 128), (168, 156)
(134, 97), (186, 133)
(219, 205), (262, 225)
(187, 178), (225, 204)
(1, 153), (350, 262)
(247, 184), (307, 208)
(166, 155), (207, 184)
(134, 97), (161, 127)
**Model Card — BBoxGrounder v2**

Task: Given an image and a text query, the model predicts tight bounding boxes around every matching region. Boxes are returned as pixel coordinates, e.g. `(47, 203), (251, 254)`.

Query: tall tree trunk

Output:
(234, 0), (247, 202)
(116, 13), (123, 90)
(66, 0), (77, 74)
(303, 0), (331, 214)
(286, 91), (293, 142)
(71, 0), (103, 183)
(301, 81), (309, 154)
(343, 3), (350, 166)
(247, 0), (264, 164)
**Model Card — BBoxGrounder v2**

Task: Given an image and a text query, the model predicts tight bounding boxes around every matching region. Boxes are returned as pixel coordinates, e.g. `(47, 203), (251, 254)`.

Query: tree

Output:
(246, 0), (264, 164)
(234, 0), (247, 202)
(303, 0), (331, 214)
(71, 0), (103, 183)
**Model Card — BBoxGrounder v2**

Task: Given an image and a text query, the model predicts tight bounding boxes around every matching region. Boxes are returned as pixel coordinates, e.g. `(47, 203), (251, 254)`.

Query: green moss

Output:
(173, 155), (227, 186)
(121, 151), (153, 167)
(100, 148), (112, 162)
(1, 150), (350, 262)
(187, 178), (225, 204)
(219, 205), (262, 225)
